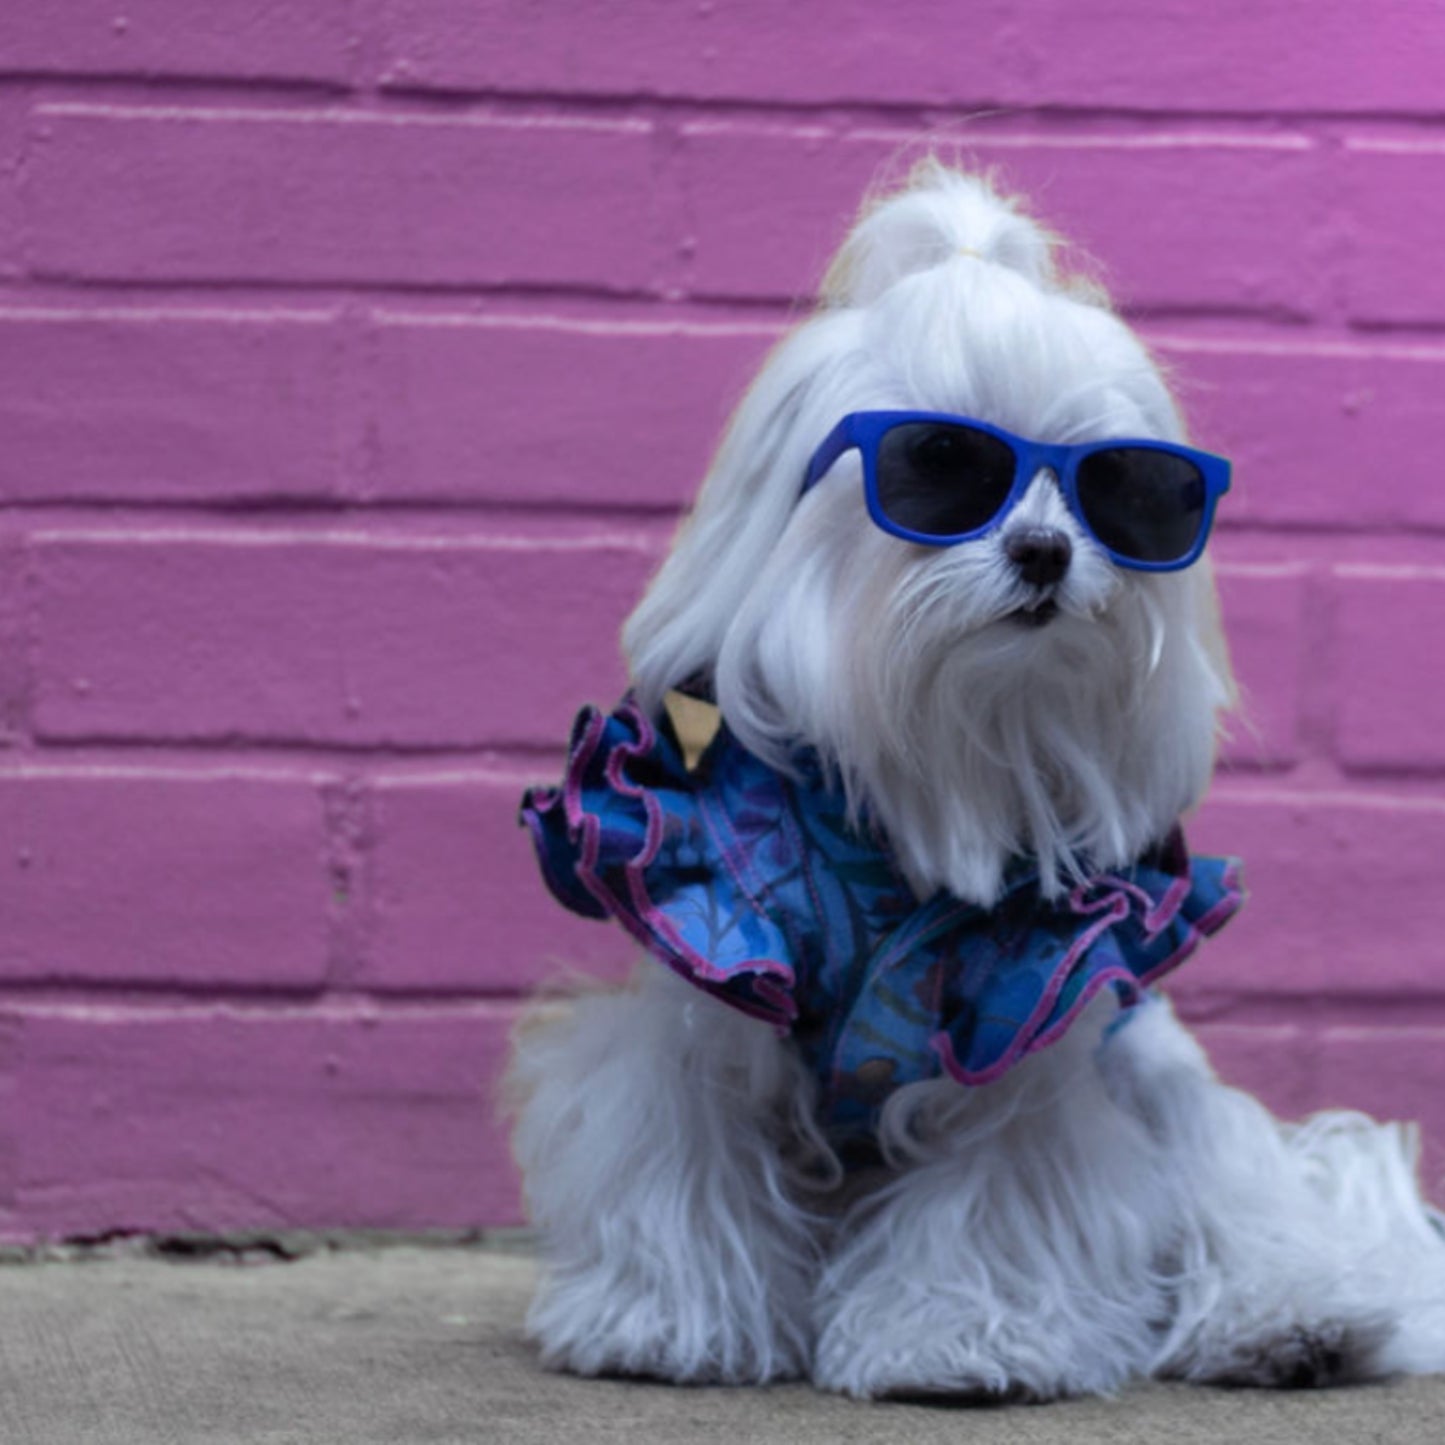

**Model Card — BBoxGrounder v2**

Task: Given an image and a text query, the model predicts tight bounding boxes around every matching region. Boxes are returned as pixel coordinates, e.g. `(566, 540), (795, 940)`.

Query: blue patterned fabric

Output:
(520, 698), (1243, 1143)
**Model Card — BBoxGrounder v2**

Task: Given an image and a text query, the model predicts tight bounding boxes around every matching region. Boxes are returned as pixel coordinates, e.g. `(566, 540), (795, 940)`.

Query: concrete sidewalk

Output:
(1, 1242), (1442, 1445)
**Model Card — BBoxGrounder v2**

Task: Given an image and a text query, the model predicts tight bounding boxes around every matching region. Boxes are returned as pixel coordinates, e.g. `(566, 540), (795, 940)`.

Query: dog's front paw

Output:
(811, 1326), (1053, 1402)
(811, 1321), (1131, 1401)
(528, 1263), (809, 1386)
(810, 1281), (1144, 1401)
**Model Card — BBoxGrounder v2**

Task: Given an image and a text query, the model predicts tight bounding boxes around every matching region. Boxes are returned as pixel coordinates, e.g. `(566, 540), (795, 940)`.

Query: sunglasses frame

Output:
(802, 409), (1232, 572)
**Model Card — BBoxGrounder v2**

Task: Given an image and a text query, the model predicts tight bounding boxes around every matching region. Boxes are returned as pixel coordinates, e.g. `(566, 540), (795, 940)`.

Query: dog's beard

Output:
(854, 581), (1209, 905)
(713, 503), (1227, 906)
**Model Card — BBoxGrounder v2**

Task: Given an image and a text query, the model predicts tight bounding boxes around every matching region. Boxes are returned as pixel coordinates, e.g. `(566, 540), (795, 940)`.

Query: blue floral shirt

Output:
(521, 699), (1243, 1144)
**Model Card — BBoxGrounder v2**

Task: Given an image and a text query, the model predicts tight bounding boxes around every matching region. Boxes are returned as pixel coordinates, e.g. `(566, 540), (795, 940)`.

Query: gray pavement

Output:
(1, 1241), (1443, 1444)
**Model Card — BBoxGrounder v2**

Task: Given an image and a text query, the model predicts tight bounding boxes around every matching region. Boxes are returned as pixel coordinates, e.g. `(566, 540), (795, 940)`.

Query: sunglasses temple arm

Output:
(801, 417), (858, 494)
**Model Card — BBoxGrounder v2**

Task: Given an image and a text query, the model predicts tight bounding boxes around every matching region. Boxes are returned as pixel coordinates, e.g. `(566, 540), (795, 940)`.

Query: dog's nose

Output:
(1005, 527), (1072, 587)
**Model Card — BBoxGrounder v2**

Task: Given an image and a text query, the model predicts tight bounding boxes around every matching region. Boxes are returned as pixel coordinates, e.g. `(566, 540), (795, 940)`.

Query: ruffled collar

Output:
(521, 698), (1243, 1142)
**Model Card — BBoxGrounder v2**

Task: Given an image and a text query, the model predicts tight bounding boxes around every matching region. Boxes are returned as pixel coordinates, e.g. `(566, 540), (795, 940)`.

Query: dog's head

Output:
(624, 163), (1234, 905)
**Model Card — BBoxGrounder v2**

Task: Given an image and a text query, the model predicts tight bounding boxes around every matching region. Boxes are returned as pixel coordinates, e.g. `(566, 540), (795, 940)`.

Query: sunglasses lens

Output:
(1075, 448), (1208, 564)
(875, 422), (1016, 539)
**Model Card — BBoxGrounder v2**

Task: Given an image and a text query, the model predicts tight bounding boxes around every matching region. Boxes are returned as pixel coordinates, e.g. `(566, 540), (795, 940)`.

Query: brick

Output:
(1341, 142), (1445, 326)
(26, 104), (659, 291)
(368, 0), (1445, 115)
(0, 2), (353, 85)
(1214, 565), (1306, 769)
(370, 0), (1018, 102)
(365, 772), (633, 994)
(0, 1004), (521, 1239)
(366, 312), (775, 507)
(678, 125), (1327, 314)
(32, 530), (658, 748)
(1181, 789), (1445, 999)
(1158, 337), (1445, 529)
(1333, 568), (1445, 771)
(0, 308), (344, 504)
(1188, 1023), (1317, 1121)
(0, 769), (331, 988)
(0, 94), (22, 277)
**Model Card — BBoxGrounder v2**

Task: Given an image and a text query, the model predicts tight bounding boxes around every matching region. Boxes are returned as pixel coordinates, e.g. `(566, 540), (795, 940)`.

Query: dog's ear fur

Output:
(622, 310), (856, 717)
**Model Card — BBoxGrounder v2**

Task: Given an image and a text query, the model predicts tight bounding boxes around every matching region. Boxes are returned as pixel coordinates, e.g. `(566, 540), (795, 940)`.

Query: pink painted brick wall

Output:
(0, 3), (1442, 1241)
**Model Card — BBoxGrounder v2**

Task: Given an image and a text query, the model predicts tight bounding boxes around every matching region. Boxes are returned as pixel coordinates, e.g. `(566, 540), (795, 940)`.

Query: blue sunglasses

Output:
(802, 410), (1232, 572)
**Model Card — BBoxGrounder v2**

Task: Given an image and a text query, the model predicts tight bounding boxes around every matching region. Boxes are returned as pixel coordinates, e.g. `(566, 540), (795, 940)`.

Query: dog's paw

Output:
(810, 1339), (1024, 1401)
(528, 1268), (809, 1386)
(810, 1344), (1103, 1402)
(810, 1302), (1134, 1401)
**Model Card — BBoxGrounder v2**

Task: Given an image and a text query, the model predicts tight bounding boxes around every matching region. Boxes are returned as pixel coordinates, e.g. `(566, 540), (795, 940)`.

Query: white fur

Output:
(507, 966), (827, 1382)
(509, 162), (1445, 1396)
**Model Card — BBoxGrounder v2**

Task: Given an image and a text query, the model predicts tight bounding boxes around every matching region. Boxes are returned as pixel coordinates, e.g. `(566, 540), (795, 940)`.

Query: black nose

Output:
(1005, 527), (1072, 587)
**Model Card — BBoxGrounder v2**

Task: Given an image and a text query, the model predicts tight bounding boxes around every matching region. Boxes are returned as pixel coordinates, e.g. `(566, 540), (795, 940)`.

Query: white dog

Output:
(509, 163), (1445, 1399)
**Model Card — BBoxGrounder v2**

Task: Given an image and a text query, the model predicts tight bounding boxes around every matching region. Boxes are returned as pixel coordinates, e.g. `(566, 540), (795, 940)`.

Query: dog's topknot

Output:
(821, 159), (1063, 308)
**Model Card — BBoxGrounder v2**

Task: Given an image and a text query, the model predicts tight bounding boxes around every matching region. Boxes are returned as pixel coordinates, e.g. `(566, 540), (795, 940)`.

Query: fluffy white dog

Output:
(510, 163), (1445, 1399)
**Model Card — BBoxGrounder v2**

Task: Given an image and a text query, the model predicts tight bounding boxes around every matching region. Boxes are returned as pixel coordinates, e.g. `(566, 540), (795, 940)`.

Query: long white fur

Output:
(508, 162), (1445, 1396)
(507, 966), (826, 1382)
